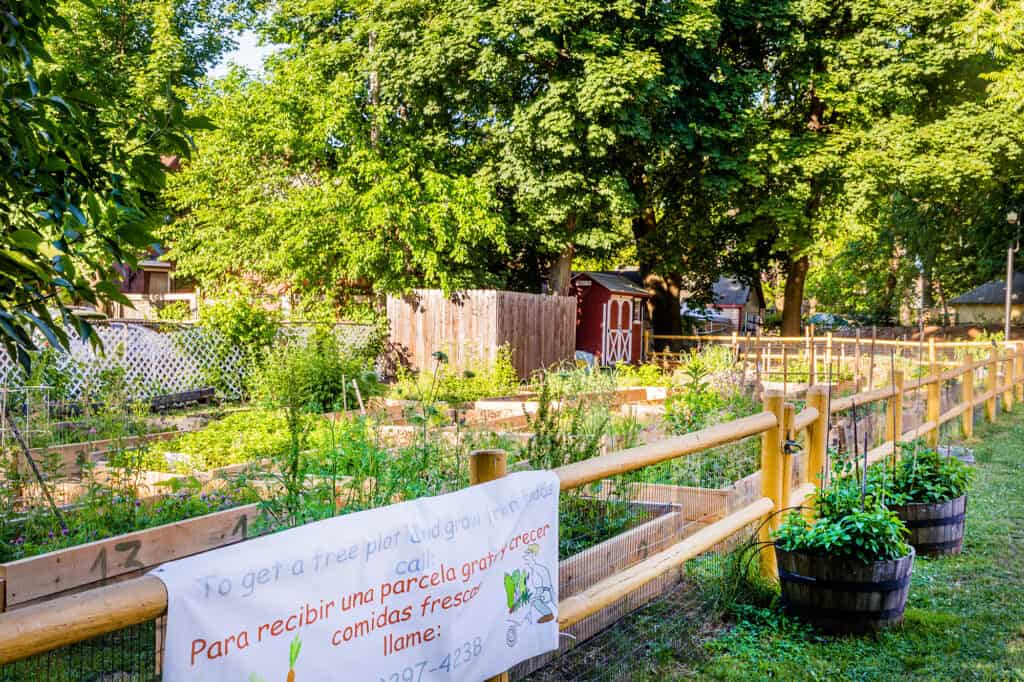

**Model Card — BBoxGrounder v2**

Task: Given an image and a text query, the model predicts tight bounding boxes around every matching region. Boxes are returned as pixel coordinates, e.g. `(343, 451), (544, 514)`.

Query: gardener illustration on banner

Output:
(504, 543), (557, 648)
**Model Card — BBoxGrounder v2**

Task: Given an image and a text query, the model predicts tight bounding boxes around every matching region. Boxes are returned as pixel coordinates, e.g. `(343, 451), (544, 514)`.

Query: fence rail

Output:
(2, 344), (1022, 676)
(649, 332), (1023, 398)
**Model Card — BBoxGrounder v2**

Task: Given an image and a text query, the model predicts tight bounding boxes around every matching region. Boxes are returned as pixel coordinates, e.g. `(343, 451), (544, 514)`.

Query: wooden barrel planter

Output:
(892, 495), (967, 556)
(776, 547), (915, 634)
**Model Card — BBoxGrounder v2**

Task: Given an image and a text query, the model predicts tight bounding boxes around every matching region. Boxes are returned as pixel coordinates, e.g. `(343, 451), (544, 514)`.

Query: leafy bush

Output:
(199, 294), (280, 395)
(391, 346), (519, 405)
(887, 441), (973, 505)
(613, 362), (672, 387)
(774, 455), (910, 563)
(158, 410), (330, 471)
(664, 352), (758, 435)
(253, 328), (381, 413)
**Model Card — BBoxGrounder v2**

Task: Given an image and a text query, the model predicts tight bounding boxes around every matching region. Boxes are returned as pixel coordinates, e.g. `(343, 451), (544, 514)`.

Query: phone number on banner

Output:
(379, 637), (484, 681)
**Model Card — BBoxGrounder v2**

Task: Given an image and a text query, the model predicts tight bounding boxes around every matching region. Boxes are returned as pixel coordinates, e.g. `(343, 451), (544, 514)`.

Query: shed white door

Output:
(602, 297), (633, 364)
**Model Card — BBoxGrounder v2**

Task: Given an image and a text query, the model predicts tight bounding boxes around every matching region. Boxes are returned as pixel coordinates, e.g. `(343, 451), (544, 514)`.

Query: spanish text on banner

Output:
(152, 471), (560, 682)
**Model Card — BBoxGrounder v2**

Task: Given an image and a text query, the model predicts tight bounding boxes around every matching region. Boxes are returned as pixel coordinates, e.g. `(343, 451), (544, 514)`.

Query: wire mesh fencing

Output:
(0, 619), (159, 682)
(514, 436), (765, 680)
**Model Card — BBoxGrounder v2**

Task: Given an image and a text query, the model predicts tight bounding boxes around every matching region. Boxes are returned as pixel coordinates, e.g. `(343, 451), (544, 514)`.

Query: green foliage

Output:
(155, 301), (192, 322)
(391, 346), (519, 406)
(159, 410), (323, 471)
(0, 447), (257, 563)
(198, 295), (280, 395)
(774, 454), (910, 564)
(0, 0), (207, 365)
(888, 441), (973, 505)
(253, 329), (381, 413)
(664, 351), (759, 436)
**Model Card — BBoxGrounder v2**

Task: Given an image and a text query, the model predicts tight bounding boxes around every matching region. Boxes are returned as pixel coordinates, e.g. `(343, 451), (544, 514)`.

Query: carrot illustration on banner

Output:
(287, 635), (302, 682)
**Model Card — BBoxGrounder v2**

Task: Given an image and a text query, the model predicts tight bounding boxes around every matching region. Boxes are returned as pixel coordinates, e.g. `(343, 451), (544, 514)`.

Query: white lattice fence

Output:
(0, 322), (379, 402)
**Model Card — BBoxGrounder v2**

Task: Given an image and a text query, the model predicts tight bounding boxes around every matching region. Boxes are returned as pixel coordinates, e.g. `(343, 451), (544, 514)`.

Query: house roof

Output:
(573, 271), (649, 297)
(951, 273), (1024, 305)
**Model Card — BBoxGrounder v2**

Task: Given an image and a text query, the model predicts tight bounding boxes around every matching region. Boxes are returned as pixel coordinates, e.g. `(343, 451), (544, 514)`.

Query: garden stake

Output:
(851, 397), (864, 509)
(4, 403), (67, 532)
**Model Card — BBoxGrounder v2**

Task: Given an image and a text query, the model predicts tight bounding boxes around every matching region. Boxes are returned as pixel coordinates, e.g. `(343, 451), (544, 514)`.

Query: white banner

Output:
(153, 471), (560, 682)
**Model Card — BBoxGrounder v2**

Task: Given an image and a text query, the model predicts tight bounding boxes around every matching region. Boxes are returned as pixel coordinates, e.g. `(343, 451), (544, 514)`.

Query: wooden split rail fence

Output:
(1, 346), (1022, 676)
(649, 332), (1023, 396)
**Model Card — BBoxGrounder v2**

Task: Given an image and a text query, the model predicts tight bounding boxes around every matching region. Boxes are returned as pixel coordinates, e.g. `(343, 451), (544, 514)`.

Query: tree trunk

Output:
(547, 214), (576, 296)
(546, 244), (574, 296)
(781, 255), (809, 337)
(632, 206), (682, 339)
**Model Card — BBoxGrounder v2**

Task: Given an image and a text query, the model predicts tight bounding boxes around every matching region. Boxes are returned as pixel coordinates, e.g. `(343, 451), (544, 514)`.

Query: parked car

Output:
(805, 312), (856, 330)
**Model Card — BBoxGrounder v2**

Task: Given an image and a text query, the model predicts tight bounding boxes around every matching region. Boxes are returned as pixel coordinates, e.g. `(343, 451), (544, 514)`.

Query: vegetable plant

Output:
(774, 455), (911, 563)
(887, 441), (973, 505)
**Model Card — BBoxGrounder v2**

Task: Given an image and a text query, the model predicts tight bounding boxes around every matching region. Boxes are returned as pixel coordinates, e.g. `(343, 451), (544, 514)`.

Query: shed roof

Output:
(951, 273), (1024, 305)
(573, 271), (649, 297)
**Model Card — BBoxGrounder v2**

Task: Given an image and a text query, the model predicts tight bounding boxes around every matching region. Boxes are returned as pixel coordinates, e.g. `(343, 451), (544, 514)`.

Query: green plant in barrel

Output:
(772, 453), (915, 634)
(887, 441), (972, 505)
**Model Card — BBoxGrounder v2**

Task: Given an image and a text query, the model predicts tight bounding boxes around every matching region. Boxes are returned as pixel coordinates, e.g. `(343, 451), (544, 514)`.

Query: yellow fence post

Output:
(759, 391), (785, 580)
(469, 450), (509, 682)
(961, 355), (974, 439)
(1016, 342), (1024, 403)
(780, 403), (796, 513)
(808, 335), (817, 386)
(804, 386), (828, 487)
(886, 370), (905, 450)
(986, 348), (998, 423)
(927, 352), (941, 448)
(1003, 347), (1014, 413)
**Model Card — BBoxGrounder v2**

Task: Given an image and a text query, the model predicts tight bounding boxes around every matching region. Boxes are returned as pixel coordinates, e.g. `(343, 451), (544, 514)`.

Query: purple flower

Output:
(88, 427), (98, 435)
(12, 536), (23, 545)
(61, 528), (69, 536)
(48, 531), (54, 539)
(134, 499), (142, 507)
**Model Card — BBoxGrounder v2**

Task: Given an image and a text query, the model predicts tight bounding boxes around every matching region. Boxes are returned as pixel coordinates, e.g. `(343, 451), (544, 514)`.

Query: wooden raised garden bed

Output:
(0, 503), (259, 612)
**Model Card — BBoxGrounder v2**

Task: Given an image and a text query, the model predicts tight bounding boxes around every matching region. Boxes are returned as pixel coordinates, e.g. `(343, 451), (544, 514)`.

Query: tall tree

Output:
(0, 0), (201, 362)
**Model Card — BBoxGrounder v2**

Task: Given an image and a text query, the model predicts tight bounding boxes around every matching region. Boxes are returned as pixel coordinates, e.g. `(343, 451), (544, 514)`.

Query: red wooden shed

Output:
(571, 272), (650, 365)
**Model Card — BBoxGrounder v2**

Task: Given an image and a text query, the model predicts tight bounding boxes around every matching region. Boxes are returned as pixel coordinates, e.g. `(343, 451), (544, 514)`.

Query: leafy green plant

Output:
(887, 441), (973, 505)
(774, 454), (911, 564)
(199, 295), (281, 396)
(253, 328), (380, 413)
(391, 345), (519, 406)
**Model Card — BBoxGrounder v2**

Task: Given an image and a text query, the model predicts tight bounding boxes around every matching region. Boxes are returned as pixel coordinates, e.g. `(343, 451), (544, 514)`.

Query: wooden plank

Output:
(1, 503), (258, 607)
(21, 430), (182, 476)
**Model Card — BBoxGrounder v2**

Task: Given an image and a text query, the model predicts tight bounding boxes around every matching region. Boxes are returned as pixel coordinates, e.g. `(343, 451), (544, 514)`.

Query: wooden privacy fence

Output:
(1, 346), (1022, 674)
(387, 289), (576, 380)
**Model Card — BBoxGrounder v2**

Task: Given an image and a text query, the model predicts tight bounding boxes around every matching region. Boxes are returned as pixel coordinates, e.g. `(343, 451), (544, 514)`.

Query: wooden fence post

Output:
(868, 326), (877, 390)
(961, 355), (974, 439)
(809, 335), (817, 386)
(759, 391), (785, 580)
(804, 386), (829, 486)
(470, 450), (509, 682)
(1016, 342), (1024, 403)
(855, 329), (863, 390)
(986, 348), (998, 423)
(886, 370), (905, 449)
(1003, 348), (1015, 413)
(779, 403), (797, 513)
(927, 348), (941, 448)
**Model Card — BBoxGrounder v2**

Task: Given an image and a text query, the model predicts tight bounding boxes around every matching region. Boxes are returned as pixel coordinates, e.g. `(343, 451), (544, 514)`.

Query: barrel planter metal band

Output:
(776, 547), (915, 635)
(892, 495), (967, 556)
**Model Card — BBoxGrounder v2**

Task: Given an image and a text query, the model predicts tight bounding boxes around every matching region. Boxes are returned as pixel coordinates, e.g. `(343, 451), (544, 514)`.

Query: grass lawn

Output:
(695, 407), (1024, 681)
(531, 407), (1024, 681)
